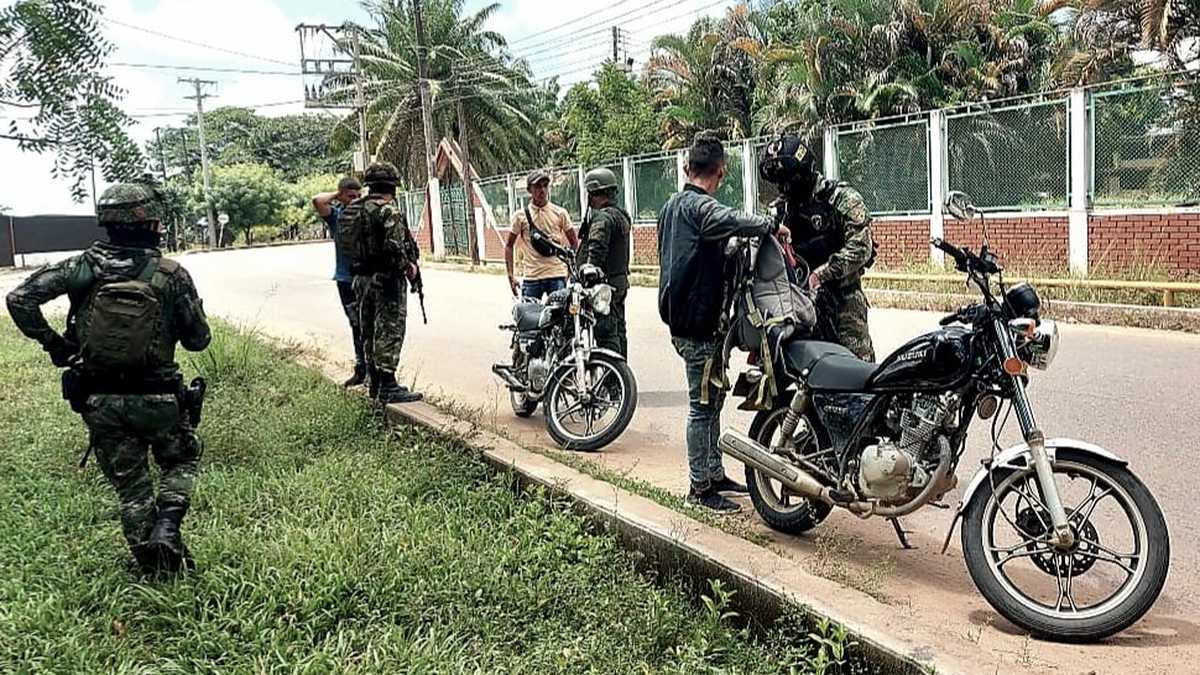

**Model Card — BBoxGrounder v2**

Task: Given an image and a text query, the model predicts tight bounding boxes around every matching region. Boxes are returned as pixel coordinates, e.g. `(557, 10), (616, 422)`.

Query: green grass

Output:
(0, 318), (878, 674)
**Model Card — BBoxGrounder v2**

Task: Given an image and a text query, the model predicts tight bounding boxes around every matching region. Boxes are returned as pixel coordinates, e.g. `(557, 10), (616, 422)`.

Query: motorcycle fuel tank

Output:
(869, 326), (975, 392)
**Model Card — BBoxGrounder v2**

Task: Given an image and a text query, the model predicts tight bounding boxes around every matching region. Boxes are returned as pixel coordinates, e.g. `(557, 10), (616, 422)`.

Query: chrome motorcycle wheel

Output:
(544, 353), (637, 452)
(962, 449), (1169, 641)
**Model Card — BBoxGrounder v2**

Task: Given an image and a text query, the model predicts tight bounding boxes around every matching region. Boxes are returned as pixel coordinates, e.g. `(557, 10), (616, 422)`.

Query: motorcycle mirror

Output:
(945, 191), (977, 222)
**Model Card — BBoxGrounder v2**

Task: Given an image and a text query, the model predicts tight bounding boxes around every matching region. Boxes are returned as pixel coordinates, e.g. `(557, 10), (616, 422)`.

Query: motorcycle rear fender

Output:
(958, 438), (1127, 509)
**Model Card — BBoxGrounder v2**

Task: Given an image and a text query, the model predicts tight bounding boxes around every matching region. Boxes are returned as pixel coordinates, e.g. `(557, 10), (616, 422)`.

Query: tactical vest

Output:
(580, 205), (631, 289)
(786, 182), (875, 286)
(337, 196), (370, 276)
(72, 256), (179, 373)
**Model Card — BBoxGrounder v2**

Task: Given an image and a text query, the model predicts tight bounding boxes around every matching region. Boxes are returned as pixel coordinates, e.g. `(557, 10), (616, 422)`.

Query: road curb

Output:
(303, 359), (980, 674)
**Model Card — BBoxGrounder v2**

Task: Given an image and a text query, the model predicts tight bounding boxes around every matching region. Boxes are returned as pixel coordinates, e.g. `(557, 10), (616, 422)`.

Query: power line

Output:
(101, 17), (295, 67)
(110, 62), (301, 76)
(505, 0), (638, 47)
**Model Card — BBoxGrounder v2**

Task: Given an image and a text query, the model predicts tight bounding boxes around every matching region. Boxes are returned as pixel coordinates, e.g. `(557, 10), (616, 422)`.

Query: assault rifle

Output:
(411, 264), (427, 324)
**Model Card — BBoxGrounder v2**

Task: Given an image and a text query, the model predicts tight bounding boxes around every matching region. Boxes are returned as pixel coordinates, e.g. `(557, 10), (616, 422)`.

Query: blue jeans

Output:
(521, 277), (566, 301)
(672, 336), (727, 491)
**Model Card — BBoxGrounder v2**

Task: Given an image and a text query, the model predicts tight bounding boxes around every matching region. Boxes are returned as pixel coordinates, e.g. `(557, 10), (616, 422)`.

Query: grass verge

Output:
(0, 318), (879, 674)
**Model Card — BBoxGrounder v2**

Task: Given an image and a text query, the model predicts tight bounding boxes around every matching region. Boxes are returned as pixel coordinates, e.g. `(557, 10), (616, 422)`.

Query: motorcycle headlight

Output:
(587, 284), (614, 316)
(1025, 319), (1060, 370)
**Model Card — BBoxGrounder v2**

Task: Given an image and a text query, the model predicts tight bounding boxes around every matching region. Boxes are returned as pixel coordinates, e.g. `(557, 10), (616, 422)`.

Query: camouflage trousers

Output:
(82, 393), (201, 552)
(832, 287), (875, 362)
(353, 273), (408, 373)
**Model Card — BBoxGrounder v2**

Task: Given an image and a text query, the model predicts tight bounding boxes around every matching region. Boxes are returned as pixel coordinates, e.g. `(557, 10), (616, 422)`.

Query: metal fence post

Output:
(929, 109), (946, 265)
(577, 165), (588, 223)
(822, 127), (838, 179)
(428, 177), (445, 257)
(623, 157), (636, 261)
(742, 140), (755, 214)
(676, 150), (687, 191)
(506, 174), (515, 228)
(1069, 87), (1090, 275)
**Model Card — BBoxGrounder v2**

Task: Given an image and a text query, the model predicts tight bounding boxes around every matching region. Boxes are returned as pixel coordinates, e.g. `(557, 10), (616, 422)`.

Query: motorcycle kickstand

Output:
(889, 517), (917, 550)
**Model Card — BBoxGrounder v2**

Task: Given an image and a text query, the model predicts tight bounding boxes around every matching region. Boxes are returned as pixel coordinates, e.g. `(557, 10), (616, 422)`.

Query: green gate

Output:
(439, 182), (471, 258)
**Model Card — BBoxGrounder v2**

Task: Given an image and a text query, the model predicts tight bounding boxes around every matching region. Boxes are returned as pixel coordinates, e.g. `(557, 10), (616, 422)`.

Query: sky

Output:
(1, 0), (736, 216)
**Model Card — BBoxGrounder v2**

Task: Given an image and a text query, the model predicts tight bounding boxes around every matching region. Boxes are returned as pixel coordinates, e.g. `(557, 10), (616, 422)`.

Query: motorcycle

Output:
(721, 192), (1169, 641)
(492, 238), (638, 451)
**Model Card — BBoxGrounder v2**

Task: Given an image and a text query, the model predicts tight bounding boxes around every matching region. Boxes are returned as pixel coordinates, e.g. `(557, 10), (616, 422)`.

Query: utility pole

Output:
(456, 92), (479, 265)
(613, 26), (620, 62)
(412, 0), (437, 181)
(351, 27), (371, 169)
(153, 127), (170, 182)
(180, 78), (218, 247)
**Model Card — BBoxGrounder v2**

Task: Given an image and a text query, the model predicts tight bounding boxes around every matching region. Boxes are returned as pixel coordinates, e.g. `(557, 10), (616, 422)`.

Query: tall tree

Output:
(0, 0), (143, 201)
(327, 0), (547, 186)
(555, 64), (661, 166)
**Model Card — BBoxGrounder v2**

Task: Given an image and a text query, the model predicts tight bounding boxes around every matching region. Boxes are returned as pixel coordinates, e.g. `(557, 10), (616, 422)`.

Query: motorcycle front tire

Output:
(544, 352), (637, 452)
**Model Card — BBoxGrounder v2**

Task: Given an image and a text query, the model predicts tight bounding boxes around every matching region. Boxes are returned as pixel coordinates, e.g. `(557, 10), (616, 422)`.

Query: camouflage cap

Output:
(526, 169), (550, 189)
(96, 183), (165, 226)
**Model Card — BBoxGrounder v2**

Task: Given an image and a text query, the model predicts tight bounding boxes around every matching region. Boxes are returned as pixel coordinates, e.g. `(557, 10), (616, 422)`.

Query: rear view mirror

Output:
(945, 191), (977, 221)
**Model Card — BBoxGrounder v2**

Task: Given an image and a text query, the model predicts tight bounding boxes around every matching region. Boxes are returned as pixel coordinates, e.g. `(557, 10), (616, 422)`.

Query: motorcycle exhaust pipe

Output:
(491, 364), (528, 392)
(718, 429), (834, 505)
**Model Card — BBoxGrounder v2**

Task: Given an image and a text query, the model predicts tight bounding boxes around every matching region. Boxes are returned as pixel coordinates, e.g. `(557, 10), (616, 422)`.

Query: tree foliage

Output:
(148, 108), (350, 183)
(0, 0), (143, 201)
(189, 163), (287, 242)
(555, 64), (660, 166)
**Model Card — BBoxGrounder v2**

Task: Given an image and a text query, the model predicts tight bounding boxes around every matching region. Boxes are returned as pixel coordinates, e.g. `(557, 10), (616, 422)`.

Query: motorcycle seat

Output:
(513, 302), (544, 331)
(780, 340), (877, 392)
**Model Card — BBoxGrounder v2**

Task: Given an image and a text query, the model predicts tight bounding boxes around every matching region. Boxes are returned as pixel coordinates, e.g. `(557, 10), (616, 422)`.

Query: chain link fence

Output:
(947, 99), (1069, 210)
(633, 154), (678, 222)
(1093, 82), (1200, 206)
(837, 120), (930, 214)
(477, 177), (511, 228)
(713, 143), (744, 212)
(550, 168), (582, 222)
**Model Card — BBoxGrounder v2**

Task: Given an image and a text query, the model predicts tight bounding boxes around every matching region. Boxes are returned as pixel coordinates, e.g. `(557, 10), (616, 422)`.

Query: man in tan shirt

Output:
(505, 170), (578, 298)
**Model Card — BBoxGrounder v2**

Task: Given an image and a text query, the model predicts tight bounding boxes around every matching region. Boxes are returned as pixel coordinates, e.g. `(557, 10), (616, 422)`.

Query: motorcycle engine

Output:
(858, 393), (958, 503)
(528, 358), (551, 392)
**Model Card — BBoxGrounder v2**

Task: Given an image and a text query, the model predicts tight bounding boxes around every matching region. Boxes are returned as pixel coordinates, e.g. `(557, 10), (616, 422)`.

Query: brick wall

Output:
(871, 218), (930, 267)
(485, 227), (508, 261)
(633, 226), (657, 266)
(414, 218), (432, 255)
(943, 215), (1069, 271)
(1089, 213), (1200, 276)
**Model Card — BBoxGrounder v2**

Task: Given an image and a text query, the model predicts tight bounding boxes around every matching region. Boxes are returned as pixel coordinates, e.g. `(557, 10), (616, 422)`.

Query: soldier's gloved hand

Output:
(45, 335), (78, 368)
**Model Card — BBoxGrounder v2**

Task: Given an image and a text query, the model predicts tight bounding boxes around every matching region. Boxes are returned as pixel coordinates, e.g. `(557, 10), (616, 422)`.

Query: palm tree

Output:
(1049, 0), (1200, 83)
(644, 4), (762, 148)
(326, 0), (546, 186)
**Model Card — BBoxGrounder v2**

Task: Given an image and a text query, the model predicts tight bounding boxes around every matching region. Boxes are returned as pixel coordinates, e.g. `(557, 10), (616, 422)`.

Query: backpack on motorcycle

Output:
(76, 257), (177, 372)
(700, 236), (817, 410)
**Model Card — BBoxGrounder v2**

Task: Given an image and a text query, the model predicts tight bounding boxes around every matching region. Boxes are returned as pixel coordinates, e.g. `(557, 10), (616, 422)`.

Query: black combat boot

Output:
(368, 367), (381, 399)
(343, 362), (367, 387)
(148, 504), (195, 573)
(376, 370), (422, 404)
(129, 505), (159, 575)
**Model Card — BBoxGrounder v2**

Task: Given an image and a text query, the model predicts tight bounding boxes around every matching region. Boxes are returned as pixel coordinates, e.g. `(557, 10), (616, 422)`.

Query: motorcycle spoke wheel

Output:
(547, 358), (628, 447)
(980, 460), (1148, 622)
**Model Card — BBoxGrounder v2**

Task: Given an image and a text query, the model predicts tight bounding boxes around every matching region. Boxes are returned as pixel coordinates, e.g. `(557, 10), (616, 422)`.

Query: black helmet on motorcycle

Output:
(758, 133), (818, 199)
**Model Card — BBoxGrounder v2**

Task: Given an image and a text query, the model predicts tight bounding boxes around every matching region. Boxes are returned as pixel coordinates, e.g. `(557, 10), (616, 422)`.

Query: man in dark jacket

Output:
(313, 176), (364, 385)
(658, 132), (778, 513)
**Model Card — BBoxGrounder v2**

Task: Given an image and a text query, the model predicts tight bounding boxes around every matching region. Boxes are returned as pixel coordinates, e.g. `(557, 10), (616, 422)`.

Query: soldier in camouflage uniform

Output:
(5, 183), (211, 575)
(578, 167), (632, 356)
(350, 162), (423, 404)
(759, 134), (876, 361)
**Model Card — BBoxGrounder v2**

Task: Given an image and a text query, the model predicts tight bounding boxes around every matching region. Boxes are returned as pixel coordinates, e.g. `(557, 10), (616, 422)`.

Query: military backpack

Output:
(73, 257), (179, 372)
(336, 196), (370, 275)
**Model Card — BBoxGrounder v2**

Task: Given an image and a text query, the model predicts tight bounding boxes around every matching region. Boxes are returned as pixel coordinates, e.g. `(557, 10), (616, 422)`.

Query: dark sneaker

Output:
(687, 487), (742, 514)
(379, 388), (423, 404)
(711, 475), (749, 495)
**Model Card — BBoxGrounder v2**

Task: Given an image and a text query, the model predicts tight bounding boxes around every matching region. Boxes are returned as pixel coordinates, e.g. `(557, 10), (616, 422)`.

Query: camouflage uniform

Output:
(578, 200), (631, 356)
(790, 177), (876, 361)
(6, 236), (211, 568)
(355, 197), (417, 374)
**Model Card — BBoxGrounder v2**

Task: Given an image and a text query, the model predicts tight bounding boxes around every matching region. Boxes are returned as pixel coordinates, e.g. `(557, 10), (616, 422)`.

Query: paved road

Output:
(8, 242), (1198, 672)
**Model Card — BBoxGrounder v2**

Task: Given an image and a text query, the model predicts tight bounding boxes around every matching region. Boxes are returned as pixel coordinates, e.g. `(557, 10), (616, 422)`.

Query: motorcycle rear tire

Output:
(511, 390), (538, 418)
(745, 407), (833, 535)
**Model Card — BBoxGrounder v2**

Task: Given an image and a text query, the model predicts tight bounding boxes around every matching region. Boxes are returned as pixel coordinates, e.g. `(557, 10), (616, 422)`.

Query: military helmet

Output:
(584, 167), (619, 194)
(363, 161), (400, 186)
(96, 183), (165, 226)
(758, 134), (817, 187)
